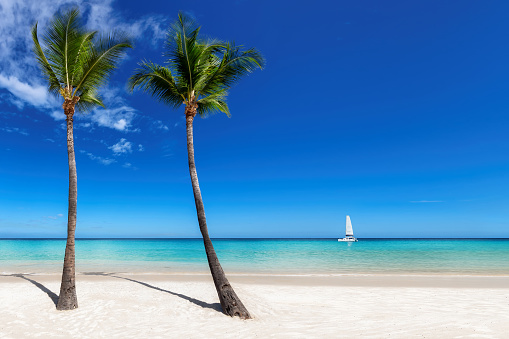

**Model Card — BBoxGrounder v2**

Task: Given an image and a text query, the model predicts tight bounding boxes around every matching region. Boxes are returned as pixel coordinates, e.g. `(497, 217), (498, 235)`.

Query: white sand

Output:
(1, 274), (508, 338)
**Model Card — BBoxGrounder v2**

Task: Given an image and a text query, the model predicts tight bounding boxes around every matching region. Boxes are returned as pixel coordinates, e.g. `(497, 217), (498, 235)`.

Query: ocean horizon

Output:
(3, 237), (509, 239)
(1, 238), (508, 276)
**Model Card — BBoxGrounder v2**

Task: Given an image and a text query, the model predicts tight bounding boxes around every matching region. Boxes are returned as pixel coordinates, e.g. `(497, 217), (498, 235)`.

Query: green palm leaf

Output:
(74, 32), (133, 98)
(197, 89), (230, 117)
(32, 7), (132, 111)
(130, 12), (264, 117)
(196, 43), (265, 97)
(128, 61), (183, 109)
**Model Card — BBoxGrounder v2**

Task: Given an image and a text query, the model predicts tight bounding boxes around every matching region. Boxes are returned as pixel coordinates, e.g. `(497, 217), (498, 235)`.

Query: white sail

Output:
(345, 215), (353, 236)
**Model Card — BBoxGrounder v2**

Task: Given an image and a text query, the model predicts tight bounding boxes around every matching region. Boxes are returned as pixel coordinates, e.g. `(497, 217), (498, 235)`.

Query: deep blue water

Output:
(1, 239), (508, 275)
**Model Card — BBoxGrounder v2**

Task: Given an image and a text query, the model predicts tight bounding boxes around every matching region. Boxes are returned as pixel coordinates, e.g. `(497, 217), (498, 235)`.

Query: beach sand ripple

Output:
(1, 274), (508, 338)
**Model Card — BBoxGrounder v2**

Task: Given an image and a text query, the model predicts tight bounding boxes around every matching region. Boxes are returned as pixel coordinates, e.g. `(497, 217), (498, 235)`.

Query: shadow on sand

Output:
(9, 274), (59, 306)
(82, 272), (222, 313)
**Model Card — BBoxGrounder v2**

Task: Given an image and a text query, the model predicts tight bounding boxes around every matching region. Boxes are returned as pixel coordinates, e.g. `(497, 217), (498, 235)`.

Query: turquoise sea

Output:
(1, 239), (508, 275)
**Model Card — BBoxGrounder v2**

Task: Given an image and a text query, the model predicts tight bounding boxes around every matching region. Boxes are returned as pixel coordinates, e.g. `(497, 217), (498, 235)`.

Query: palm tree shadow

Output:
(82, 272), (222, 313)
(12, 274), (59, 307)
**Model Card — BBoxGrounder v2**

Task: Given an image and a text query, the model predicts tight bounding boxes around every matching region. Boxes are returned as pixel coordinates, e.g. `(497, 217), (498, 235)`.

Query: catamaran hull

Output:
(338, 238), (358, 242)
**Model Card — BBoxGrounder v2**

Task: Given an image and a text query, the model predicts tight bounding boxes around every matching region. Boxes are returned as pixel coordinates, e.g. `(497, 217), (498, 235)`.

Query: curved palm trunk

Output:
(185, 106), (251, 319)
(57, 98), (79, 310)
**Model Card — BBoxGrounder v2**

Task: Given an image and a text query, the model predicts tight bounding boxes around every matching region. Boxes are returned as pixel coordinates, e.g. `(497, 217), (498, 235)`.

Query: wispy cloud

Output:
(0, 0), (166, 80)
(47, 213), (64, 220)
(153, 119), (169, 131)
(88, 106), (137, 132)
(173, 117), (186, 128)
(80, 150), (116, 165)
(122, 162), (138, 170)
(0, 0), (166, 132)
(410, 200), (444, 203)
(50, 110), (66, 121)
(0, 74), (56, 108)
(86, 0), (167, 46)
(79, 122), (92, 128)
(0, 126), (29, 136)
(109, 138), (132, 155)
(161, 144), (175, 158)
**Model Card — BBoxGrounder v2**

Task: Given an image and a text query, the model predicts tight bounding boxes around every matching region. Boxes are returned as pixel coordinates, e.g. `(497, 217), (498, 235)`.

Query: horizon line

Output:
(0, 237), (508, 240)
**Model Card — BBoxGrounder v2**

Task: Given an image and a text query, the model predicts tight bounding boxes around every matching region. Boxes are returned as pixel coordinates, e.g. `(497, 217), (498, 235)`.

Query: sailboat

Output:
(338, 215), (358, 242)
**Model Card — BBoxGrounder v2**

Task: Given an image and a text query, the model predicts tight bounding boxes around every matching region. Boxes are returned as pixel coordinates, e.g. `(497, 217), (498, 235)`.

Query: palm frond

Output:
(69, 31), (96, 86)
(197, 43), (264, 97)
(42, 8), (86, 89)
(32, 7), (132, 113)
(128, 61), (184, 109)
(131, 12), (263, 118)
(31, 23), (60, 96)
(74, 32), (132, 95)
(77, 88), (104, 112)
(197, 89), (230, 117)
(165, 12), (208, 99)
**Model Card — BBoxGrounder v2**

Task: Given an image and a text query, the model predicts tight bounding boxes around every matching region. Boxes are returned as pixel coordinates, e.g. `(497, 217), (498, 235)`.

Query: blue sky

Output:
(1, 0), (508, 238)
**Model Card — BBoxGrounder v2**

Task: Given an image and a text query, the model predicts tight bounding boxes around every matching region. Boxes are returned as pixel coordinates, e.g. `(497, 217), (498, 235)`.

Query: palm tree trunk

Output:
(57, 98), (79, 310)
(185, 109), (251, 319)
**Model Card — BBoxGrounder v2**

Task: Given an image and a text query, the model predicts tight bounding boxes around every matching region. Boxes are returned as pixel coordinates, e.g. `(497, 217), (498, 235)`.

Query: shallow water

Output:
(1, 238), (508, 275)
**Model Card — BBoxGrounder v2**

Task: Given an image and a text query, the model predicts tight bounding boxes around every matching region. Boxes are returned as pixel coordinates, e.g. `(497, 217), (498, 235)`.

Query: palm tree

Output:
(128, 13), (264, 319)
(32, 8), (132, 310)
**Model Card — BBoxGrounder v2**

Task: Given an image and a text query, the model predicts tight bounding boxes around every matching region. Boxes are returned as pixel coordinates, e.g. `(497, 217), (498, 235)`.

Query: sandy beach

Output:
(1, 273), (508, 338)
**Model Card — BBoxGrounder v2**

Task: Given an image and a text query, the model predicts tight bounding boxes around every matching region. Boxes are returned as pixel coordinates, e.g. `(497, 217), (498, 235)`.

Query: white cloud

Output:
(0, 92), (25, 110)
(114, 119), (127, 130)
(88, 106), (136, 131)
(122, 162), (132, 168)
(86, 1), (167, 46)
(0, 74), (55, 108)
(109, 138), (132, 155)
(97, 85), (128, 106)
(80, 150), (116, 165)
(0, 127), (29, 136)
(153, 119), (169, 130)
(50, 110), (66, 121)
(0, 0), (166, 130)
(98, 158), (116, 165)
(138, 144), (144, 152)
(0, 0), (166, 79)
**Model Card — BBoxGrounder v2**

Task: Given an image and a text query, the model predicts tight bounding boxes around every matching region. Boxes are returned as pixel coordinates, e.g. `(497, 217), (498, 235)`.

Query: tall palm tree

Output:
(129, 13), (264, 319)
(32, 8), (132, 310)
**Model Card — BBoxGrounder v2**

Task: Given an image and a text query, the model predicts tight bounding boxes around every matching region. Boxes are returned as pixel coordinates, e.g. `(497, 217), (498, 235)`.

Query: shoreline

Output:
(2, 272), (509, 288)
